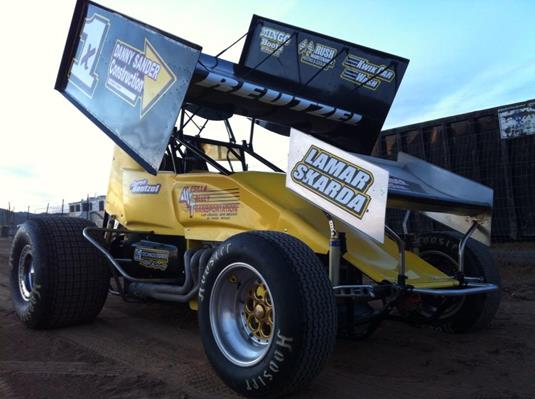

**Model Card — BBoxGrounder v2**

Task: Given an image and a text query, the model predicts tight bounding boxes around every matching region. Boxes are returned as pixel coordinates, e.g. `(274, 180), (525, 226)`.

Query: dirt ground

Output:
(1, 237), (534, 399)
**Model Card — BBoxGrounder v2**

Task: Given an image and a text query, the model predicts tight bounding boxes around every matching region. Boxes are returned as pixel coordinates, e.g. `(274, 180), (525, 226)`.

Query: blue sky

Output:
(254, 0), (535, 127)
(0, 0), (533, 210)
(124, 0), (534, 127)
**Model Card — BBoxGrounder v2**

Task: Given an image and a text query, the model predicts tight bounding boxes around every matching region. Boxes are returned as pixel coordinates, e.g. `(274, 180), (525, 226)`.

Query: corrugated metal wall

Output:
(374, 99), (535, 241)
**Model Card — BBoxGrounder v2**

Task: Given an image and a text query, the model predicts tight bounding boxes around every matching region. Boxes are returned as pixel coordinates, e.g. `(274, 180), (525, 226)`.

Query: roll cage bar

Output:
(165, 108), (284, 175)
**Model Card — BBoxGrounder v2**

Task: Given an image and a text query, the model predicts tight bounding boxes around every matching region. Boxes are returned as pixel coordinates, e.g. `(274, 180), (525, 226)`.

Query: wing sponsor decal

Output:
(106, 38), (176, 118)
(388, 177), (423, 193)
(69, 13), (110, 98)
(179, 185), (240, 220)
(291, 145), (374, 219)
(258, 26), (292, 57)
(340, 54), (395, 91)
(195, 71), (362, 126)
(298, 39), (337, 70)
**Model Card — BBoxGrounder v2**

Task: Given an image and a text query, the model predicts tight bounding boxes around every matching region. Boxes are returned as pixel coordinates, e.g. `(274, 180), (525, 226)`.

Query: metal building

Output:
(374, 99), (535, 241)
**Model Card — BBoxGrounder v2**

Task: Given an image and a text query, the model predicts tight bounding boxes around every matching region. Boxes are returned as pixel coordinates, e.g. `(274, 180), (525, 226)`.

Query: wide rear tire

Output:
(9, 217), (109, 329)
(198, 231), (337, 398)
(415, 231), (501, 333)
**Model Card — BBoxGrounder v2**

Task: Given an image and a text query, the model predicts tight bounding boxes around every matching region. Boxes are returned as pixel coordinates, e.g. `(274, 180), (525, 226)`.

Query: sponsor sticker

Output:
(134, 247), (169, 271)
(258, 26), (292, 57)
(106, 38), (176, 118)
(130, 179), (161, 194)
(179, 185), (240, 220)
(287, 129), (389, 242)
(69, 13), (110, 98)
(388, 177), (422, 193)
(291, 146), (373, 219)
(340, 54), (395, 91)
(298, 39), (337, 70)
(195, 71), (362, 126)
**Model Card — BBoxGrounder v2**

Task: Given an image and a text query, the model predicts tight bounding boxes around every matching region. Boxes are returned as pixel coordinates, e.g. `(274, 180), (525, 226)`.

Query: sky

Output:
(0, 0), (533, 212)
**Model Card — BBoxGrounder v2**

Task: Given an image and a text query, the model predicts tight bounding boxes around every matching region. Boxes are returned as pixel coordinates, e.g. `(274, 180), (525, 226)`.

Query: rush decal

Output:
(106, 38), (176, 118)
(179, 185), (240, 220)
(69, 13), (110, 98)
(195, 71), (362, 126)
(291, 145), (374, 218)
(298, 39), (337, 70)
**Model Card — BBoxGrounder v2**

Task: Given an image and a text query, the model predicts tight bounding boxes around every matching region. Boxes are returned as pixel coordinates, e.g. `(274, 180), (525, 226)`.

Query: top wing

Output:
(56, 2), (408, 174)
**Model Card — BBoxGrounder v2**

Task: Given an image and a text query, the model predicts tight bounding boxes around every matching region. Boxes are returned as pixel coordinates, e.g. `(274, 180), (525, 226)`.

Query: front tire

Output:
(9, 217), (109, 329)
(198, 231), (337, 398)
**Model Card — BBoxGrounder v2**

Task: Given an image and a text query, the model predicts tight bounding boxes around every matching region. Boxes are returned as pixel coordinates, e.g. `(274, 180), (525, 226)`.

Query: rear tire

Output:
(415, 231), (501, 333)
(198, 231), (337, 398)
(9, 217), (109, 329)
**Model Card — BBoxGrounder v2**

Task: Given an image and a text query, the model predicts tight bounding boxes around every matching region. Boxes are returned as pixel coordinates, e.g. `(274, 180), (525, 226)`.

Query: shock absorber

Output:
(325, 213), (344, 285)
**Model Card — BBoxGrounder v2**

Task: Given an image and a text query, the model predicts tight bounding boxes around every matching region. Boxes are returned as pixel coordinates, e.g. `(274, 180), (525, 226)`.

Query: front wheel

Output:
(198, 231), (337, 398)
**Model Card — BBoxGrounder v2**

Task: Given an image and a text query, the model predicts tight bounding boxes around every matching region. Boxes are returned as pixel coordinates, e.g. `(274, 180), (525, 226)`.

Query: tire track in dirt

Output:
(56, 317), (238, 398)
(0, 360), (128, 376)
(0, 377), (17, 399)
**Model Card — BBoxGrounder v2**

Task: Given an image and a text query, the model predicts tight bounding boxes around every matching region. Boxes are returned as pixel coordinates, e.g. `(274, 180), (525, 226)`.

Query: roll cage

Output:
(161, 108), (283, 175)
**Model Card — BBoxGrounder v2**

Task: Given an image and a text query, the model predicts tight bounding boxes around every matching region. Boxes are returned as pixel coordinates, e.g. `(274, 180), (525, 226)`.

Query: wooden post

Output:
(470, 118), (481, 181)
(500, 138), (518, 240)
(7, 202), (13, 225)
(441, 122), (452, 169)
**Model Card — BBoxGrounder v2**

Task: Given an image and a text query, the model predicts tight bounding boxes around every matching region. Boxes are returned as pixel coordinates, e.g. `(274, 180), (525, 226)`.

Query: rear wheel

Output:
(198, 231), (337, 398)
(9, 217), (109, 329)
(414, 231), (501, 333)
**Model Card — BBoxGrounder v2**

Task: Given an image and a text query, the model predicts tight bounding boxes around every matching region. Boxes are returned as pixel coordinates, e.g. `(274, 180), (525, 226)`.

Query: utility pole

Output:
(8, 203), (13, 225)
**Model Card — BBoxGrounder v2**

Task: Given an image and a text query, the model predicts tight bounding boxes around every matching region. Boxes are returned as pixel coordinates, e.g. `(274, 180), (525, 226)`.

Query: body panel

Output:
(106, 147), (457, 289)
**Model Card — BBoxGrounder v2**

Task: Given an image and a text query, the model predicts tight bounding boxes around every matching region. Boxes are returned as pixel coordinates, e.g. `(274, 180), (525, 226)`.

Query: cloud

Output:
(386, 59), (535, 129)
(0, 165), (37, 179)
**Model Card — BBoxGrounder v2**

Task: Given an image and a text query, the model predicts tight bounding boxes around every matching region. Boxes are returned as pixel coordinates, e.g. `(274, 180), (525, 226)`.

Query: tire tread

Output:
(11, 217), (109, 328)
(248, 231), (336, 396)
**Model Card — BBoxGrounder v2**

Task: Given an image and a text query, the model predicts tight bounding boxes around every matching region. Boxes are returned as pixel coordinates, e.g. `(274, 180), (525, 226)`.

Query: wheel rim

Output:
(18, 246), (35, 301)
(209, 262), (275, 367)
(419, 250), (465, 319)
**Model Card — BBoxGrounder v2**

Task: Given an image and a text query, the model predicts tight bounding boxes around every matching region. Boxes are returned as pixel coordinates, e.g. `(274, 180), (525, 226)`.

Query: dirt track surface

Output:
(1, 237), (535, 399)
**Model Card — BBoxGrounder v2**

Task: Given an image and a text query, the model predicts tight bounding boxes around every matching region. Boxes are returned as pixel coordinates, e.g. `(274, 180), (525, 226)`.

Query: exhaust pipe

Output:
(128, 248), (213, 302)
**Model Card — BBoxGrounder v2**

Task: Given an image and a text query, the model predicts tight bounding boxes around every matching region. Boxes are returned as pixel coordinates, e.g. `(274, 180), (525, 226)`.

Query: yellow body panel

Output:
(106, 147), (457, 289)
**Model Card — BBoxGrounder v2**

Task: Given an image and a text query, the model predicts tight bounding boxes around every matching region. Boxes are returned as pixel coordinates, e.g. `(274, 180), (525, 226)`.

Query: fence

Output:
(374, 99), (535, 241)
(1, 196), (106, 237)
